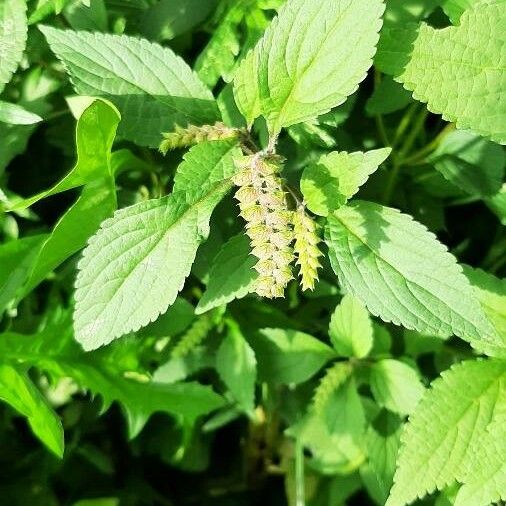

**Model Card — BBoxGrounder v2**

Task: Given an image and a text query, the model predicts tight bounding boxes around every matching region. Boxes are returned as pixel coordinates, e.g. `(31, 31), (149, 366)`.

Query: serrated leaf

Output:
(442, 0), (479, 23)
(233, 0), (385, 136)
(378, 0), (506, 144)
(387, 359), (506, 506)
(370, 359), (425, 416)
(301, 148), (391, 216)
(40, 25), (219, 147)
(463, 266), (506, 357)
(0, 0), (27, 92)
(453, 418), (506, 506)
(328, 294), (373, 358)
(196, 233), (257, 315)
(9, 99), (120, 211)
(74, 184), (232, 350)
(216, 321), (256, 413)
(252, 328), (335, 385)
(324, 201), (499, 348)
(427, 130), (505, 197)
(0, 364), (64, 457)
(0, 100), (42, 125)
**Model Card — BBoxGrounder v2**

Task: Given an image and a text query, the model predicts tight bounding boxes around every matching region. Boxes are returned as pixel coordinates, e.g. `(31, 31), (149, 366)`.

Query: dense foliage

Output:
(0, 0), (505, 504)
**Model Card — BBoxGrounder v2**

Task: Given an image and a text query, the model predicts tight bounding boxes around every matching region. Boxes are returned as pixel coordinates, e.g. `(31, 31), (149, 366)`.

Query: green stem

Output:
(295, 438), (305, 506)
(392, 103), (419, 149)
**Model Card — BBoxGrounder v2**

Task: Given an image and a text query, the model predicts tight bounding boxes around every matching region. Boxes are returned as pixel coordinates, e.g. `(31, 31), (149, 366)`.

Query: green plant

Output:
(1, 0), (505, 504)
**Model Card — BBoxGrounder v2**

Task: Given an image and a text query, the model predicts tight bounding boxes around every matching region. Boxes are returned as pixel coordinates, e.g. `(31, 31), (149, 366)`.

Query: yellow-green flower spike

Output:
(159, 122), (243, 154)
(293, 206), (323, 291)
(233, 154), (295, 299)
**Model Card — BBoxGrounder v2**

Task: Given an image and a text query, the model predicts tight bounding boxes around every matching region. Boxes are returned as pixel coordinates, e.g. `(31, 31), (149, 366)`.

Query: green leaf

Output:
(196, 233), (257, 315)
(442, 0), (479, 23)
(427, 130), (505, 197)
(0, 0), (27, 92)
(0, 100), (42, 125)
(0, 364), (64, 457)
(0, 235), (47, 314)
(370, 359), (425, 416)
(216, 320), (257, 413)
(301, 148), (391, 216)
(140, 0), (216, 41)
(233, 0), (385, 136)
(9, 99), (120, 211)
(40, 25), (219, 147)
(328, 294), (373, 358)
(74, 182), (233, 350)
(325, 201), (499, 348)
(379, 0), (506, 144)
(0, 314), (224, 438)
(453, 418), (506, 506)
(63, 0), (107, 32)
(463, 266), (506, 357)
(487, 183), (506, 225)
(366, 76), (412, 116)
(387, 359), (506, 506)
(251, 328), (335, 385)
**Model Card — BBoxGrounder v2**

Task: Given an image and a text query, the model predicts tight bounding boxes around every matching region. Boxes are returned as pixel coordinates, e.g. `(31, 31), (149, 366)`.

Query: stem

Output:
(373, 71), (391, 147)
(392, 103), (420, 149)
(295, 438), (305, 506)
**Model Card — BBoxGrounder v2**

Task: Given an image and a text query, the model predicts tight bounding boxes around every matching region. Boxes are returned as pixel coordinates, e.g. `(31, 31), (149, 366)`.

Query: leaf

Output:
(0, 0), (27, 91)
(40, 25), (219, 147)
(0, 101), (42, 125)
(0, 235), (47, 314)
(487, 183), (506, 225)
(328, 294), (373, 358)
(0, 313), (224, 438)
(196, 233), (257, 315)
(216, 320), (257, 413)
(365, 76), (412, 116)
(301, 148), (391, 216)
(0, 364), (64, 457)
(233, 0), (385, 136)
(9, 99), (120, 211)
(379, 0), (506, 144)
(251, 328), (335, 385)
(453, 418), (506, 506)
(140, 0), (216, 41)
(370, 359), (425, 416)
(325, 201), (499, 349)
(63, 0), (108, 32)
(427, 130), (505, 197)
(74, 183), (233, 350)
(442, 0), (479, 23)
(463, 266), (506, 357)
(387, 359), (506, 506)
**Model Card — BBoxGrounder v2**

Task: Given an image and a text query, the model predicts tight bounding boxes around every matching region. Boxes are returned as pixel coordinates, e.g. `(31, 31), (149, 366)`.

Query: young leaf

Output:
(387, 359), (506, 506)
(0, 0), (27, 91)
(252, 328), (335, 385)
(0, 101), (42, 125)
(0, 364), (64, 457)
(379, 0), (506, 144)
(301, 148), (391, 216)
(74, 182), (232, 350)
(233, 0), (385, 136)
(328, 294), (373, 358)
(370, 359), (425, 416)
(39, 26), (219, 147)
(325, 201), (499, 348)
(196, 233), (257, 315)
(216, 320), (257, 413)
(9, 99), (120, 211)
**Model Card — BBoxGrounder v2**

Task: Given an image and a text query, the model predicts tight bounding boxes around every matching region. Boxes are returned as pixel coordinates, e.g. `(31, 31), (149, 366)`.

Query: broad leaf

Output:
(252, 328), (335, 385)
(216, 321), (257, 413)
(387, 359), (506, 506)
(74, 183), (233, 350)
(328, 294), (373, 358)
(233, 0), (385, 136)
(0, 364), (64, 457)
(40, 25), (219, 147)
(487, 183), (506, 225)
(196, 233), (257, 315)
(366, 76), (412, 116)
(325, 201), (499, 348)
(301, 148), (391, 216)
(378, 0), (506, 144)
(370, 359), (425, 416)
(0, 101), (42, 125)
(0, 0), (27, 91)
(442, 0), (479, 23)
